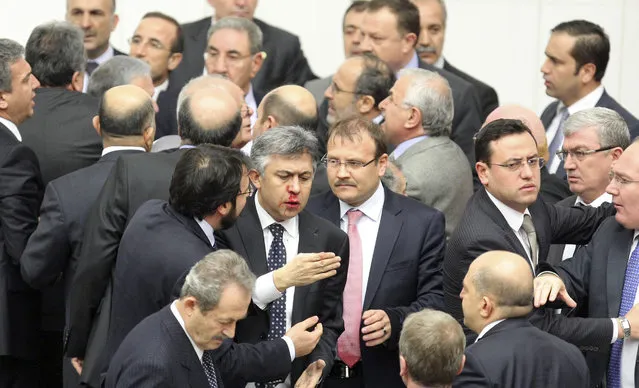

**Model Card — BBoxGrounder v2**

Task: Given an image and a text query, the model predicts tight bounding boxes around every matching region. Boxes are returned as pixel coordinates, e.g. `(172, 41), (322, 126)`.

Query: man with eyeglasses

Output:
(129, 12), (184, 139)
(547, 107), (631, 266)
(306, 116), (445, 388)
(443, 118), (615, 343)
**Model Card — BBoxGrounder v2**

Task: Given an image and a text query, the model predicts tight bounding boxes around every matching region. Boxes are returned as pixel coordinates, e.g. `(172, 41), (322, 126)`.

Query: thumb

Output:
(313, 322), (323, 337)
(300, 315), (320, 330)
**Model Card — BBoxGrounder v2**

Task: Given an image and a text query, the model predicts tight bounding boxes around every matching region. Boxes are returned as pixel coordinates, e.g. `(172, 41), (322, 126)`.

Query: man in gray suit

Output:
(379, 68), (472, 237)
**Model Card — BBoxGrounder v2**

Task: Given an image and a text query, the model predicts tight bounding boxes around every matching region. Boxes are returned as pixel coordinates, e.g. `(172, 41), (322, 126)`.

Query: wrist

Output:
(272, 268), (288, 292)
(620, 316), (632, 339)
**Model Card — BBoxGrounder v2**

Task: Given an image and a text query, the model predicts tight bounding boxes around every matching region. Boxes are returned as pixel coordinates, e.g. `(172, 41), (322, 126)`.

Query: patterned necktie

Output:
(266, 223), (287, 339)
(521, 214), (538, 268)
(337, 209), (364, 367)
(607, 240), (639, 388)
(548, 107), (570, 176)
(85, 61), (99, 76)
(202, 350), (219, 388)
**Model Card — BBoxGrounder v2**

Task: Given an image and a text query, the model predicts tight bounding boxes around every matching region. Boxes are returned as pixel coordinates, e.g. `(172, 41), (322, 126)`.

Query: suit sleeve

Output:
(384, 210), (446, 350)
(20, 182), (71, 288)
(66, 157), (129, 358)
(450, 84), (482, 164)
(0, 145), (43, 265)
(213, 339), (291, 387)
(105, 361), (174, 388)
(451, 350), (492, 387)
(547, 202), (615, 245)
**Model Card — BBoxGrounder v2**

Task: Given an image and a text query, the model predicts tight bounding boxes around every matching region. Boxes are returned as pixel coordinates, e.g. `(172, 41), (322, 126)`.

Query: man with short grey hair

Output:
(87, 56), (154, 99)
(379, 68), (472, 237)
(399, 310), (465, 388)
(217, 126), (350, 386)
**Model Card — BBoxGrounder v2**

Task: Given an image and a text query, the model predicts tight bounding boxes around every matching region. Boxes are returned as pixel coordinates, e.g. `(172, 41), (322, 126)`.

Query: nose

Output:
(563, 153), (576, 170)
(212, 57), (228, 74)
(352, 29), (363, 44)
(336, 163), (350, 179)
(360, 34), (373, 53)
(31, 74), (40, 89)
(541, 58), (551, 74)
(606, 178), (619, 196)
(131, 43), (146, 58)
(379, 97), (388, 111)
(288, 176), (301, 194)
(81, 13), (91, 29)
(223, 322), (236, 339)
(419, 31), (432, 46)
(520, 161), (534, 178)
(324, 84), (333, 100)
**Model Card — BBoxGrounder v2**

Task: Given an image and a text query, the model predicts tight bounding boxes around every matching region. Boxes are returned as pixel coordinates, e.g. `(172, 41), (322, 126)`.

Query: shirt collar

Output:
(575, 192), (612, 207)
(101, 146), (146, 157)
(153, 79), (169, 101)
(254, 193), (299, 238)
(0, 117), (21, 141)
(90, 46), (115, 66)
(338, 182), (385, 222)
(433, 56), (445, 69)
(485, 190), (531, 232)
(195, 218), (216, 247)
(391, 135), (428, 159)
(372, 114), (384, 124)
(557, 84), (605, 116)
(397, 51), (420, 77)
(475, 319), (507, 343)
(170, 301), (204, 361)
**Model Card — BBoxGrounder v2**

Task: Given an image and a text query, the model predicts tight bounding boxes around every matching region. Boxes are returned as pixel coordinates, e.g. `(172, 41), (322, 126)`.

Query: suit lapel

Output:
(292, 211), (322, 323)
(237, 198), (268, 276)
(477, 189), (530, 260)
(607, 228), (634, 317)
(364, 190), (402, 310)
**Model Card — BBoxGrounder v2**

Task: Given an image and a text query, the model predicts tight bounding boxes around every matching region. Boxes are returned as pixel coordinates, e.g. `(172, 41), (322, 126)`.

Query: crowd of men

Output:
(2, 0), (639, 387)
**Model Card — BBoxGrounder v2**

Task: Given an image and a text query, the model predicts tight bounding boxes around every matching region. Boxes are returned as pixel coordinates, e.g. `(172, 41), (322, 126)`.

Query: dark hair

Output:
(260, 92), (318, 131)
(169, 145), (251, 219)
(474, 119), (537, 164)
(98, 94), (155, 136)
(354, 53), (396, 109)
(368, 0), (421, 40)
(551, 20), (610, 82)
(178, 95), (242, 147)
(343, 0), (369, 27)
(328, 116), (387, 158)
(142, 12), (184, 54)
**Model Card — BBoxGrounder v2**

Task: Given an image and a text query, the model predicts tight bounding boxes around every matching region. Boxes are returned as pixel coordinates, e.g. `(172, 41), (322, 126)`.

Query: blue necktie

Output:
(202, 350), (219, 388)
(607, 240), (639, 388)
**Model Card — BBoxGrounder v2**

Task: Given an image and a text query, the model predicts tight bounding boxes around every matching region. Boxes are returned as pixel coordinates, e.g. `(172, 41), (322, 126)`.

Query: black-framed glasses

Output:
(556, 146), (616, 161)
(330, 81), (358, 95)
(128, 36), (170, 52)
(238, 183), (255, 197)
(321, 155), (377, 171)
(490, 157), (545, 172)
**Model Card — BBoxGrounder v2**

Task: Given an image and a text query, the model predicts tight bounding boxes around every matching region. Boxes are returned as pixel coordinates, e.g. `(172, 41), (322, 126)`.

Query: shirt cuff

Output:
(282, 335), (296, 361)
(611, 318), (619, 344)
(536, 271), (560, 278)
(252, 272), (283, 310)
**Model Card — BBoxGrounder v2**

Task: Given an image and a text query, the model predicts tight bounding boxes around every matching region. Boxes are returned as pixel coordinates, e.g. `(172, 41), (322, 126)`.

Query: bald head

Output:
(485, 105), (548, 160)
(177, 75), (242, 115)
(253, 85), (318, 138)
(98, 85), (155, 137)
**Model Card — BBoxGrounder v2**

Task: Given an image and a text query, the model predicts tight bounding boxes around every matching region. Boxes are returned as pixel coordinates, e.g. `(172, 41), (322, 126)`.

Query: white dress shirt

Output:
(0, 117), (21, 141)
(432, 56), (445, 69)
(101, 146), (146, 157)
(546, 85), (605, 173)
(170, 300), (204, 362)
(390, 135), (427, 160)
(561, 192), (612, 261)
(397, 51), (420, 78)
(195, 218), (216, 247)
(475, 319), (506, 343)
(620, 232), (639, 388)
(153, 79), (169, 102)
(338, 182), (385, 302)
(83, 46), (116, 93)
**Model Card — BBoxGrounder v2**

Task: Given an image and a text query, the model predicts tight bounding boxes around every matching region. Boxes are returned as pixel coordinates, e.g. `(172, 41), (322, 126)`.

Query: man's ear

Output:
(356, 95), (375, 115)
(579, 63), (596, 84)
(249, 169), (261, 189)
(143, 125), (156, 151)
(167, 52), (183, 71)
(476, 161), (489, 186)
(250, 52), (265, 78)
(92, 115), (101, 136)
(479, 296), (493, 319)
(457, 355), (466, 375)
(71, 71), (84, 92)
(399, 355), (408, 378)
(216, 201), (233, 217)
(404, 106), (421, 129)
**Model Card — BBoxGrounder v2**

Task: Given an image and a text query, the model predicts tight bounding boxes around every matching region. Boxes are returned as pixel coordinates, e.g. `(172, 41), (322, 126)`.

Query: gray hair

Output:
(0, 39), (25, 92)
(251, 126), (320, 175)
(399, 309), (465, 387)
(87, 56), (151, 98)
(398, 68), (454, 137)
(180, 250), (256, 312)
(381, 161), (404, 194)
(207, 16), (263, 55)
(25, 21), (85, 87)
(563, 107), (631, 150)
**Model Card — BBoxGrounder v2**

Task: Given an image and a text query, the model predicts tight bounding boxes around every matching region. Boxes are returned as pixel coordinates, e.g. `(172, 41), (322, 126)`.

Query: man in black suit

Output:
(0, 38), (44, 388)
(20, 21), (102, 187)
(173, 0), (316, 96)
(129, 12), (185, 139)
(411, 0), (498, 121)
(20, 84), (154, 387)
(216, 126), (349, 385)
(360, 0), (483, 164)
(65, 77), (243, 383)
(541, 20), (639, 176)
(443, 119), (615, 340)
(306, 117), (446, 387)
(454, 251), (588, 387)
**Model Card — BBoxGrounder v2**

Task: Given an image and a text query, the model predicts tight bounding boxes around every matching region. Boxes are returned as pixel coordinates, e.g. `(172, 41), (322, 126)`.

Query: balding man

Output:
(253, 84), (318, 139)
(455, 251), (588, 387)
(484, 105), (571, 203)
(21, 85), (154, 387)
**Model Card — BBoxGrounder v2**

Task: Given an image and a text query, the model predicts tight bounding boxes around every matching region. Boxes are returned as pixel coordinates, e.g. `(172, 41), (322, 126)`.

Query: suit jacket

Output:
(171, 17), (316, 95)
(453, 318), (589, 387)
(19, 88), (101, 186)
(0, 122), (44, 360)
(104, 305), (223, 388)
(155, 82), (181, 139)
(304, 76), (332, 108)
(20, 149), (143, 333)
(216, 197), (349, 384)
(443, 187), (615, 334)
(539, 166), (571, 204)
(541, 89), (639, 139)
(113, 47), (127, 57)
(306, 186), (445, 387)
(394, 136), (473, 238)
(547, 195), (578, 265)
(443, 60), (498, 122)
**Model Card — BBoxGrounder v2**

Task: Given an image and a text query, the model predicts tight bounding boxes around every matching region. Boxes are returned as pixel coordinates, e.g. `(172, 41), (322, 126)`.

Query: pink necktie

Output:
(337, 209), (364, 367)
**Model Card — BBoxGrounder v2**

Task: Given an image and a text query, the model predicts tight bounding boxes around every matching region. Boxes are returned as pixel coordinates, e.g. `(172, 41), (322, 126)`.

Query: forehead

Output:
(136, 17), (178, 41)
(67, 0), (113, 12)
(344, 8), (365, 27)
(328, 131), (376, 154)
(9, 58), (31, 83)
(336, 58), (364, 81)
(563, 125), (601, 145)
(546, 32), (577, 57)
(363, 7), (399, 33)
(415, 0), (444, 25)
(615, 143), (639, 174)
(209, 28), (251, 51)
(489, 132), (537, 158)
(265, 153), (313, 173)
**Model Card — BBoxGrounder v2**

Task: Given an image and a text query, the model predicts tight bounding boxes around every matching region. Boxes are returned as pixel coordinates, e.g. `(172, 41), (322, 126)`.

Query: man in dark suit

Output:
(20, 21), (102, 187)
(411, 0), (498, 121)
(129, 12), (185, 139)
(443, 119), (615, 340)
(216, 126), (349, 385)
(65, 77), (243, 384)
(173, 0), (316, 97)
(0, 38), (44, 388)
(306, 117), (446, 387)
(541, 20), (639, 177)
(360, 0), (483, 164)
(20, 84), (154, 387)
(454, 251), (589, 387)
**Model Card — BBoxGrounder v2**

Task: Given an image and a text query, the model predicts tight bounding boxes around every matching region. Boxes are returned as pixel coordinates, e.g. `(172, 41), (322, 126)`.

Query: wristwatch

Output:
(620, 316), (632, 339)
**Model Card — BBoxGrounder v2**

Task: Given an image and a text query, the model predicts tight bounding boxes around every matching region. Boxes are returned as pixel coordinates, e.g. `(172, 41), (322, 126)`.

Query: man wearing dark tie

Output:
(306, 116), (446, 387)
(0, 38), (43, 388)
